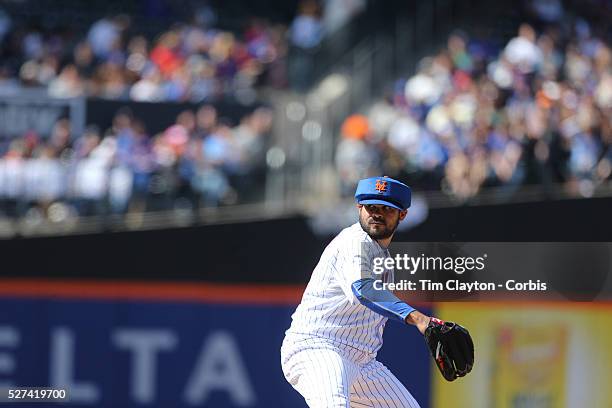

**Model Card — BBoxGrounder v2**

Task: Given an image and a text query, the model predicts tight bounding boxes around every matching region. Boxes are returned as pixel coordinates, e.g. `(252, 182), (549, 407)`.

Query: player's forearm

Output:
(351, 278), (416, 324)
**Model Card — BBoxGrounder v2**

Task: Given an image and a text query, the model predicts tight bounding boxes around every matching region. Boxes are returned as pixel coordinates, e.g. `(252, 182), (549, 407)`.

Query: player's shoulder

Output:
(335, 222), (368, 242)
(331, 223), (378, 254)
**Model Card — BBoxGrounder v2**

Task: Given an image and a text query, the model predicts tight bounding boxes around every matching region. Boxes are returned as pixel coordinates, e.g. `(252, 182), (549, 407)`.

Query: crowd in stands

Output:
(0, 0), (326, 220)
(0, 4), (295, 102)
(0, 0), (340, 100)
(336, 17), (612, 200)
(0, 106), (271, 220)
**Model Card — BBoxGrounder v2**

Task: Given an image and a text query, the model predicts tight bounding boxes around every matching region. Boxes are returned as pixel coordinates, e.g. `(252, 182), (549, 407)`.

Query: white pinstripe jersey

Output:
(285, 222), (394, 355)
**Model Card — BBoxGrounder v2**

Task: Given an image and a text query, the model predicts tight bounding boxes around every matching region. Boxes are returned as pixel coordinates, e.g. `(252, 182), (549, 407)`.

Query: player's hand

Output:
(424, 317), (474, 382)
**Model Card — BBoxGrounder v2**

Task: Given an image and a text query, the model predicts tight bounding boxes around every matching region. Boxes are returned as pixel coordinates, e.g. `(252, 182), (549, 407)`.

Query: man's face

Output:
(358, 204), (407, 240)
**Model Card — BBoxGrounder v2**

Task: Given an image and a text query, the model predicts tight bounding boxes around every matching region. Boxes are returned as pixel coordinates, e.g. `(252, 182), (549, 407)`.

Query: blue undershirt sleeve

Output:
(351, 277), (416, 324)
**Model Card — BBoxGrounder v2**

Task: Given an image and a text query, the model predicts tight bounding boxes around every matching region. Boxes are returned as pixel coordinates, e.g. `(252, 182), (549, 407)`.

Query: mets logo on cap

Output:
(354, 176), (412, 210)
(374, 179), (388, 193)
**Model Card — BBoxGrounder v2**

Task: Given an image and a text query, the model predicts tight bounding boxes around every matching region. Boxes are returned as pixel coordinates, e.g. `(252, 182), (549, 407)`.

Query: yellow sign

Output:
(432, 303), (612, 408)
(493, 324), (566, 407)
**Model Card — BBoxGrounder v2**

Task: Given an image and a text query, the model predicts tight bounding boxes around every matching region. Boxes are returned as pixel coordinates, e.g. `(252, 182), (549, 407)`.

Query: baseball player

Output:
(281, 176), (474, 407)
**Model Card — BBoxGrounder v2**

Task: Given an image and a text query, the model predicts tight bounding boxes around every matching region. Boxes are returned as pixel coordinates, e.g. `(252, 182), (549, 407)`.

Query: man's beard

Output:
(359, 216), (400, 240)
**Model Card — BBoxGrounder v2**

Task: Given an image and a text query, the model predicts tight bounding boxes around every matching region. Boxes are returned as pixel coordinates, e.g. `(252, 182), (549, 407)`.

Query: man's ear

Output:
(399, 209), (408, 220)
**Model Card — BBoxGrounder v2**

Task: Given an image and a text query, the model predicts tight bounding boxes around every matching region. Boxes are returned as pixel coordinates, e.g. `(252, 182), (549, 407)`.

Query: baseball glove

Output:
(424, 317), (474, 381)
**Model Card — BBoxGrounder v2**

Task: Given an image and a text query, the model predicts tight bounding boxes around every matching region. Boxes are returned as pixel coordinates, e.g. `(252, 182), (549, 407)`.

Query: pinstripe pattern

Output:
(286, 223), (392, 354)
(350, 360), (420, 408)
(282, 223), (420, 407)
(280, 338), (420, 407)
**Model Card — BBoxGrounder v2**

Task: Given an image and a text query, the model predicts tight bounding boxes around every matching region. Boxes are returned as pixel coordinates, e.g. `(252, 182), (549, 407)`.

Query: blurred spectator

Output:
(71, 129), (110, 216)
(195, 105), (218, 137)
(289, 0), (324, 50)
(0, 139), (26, 217)
(335, 114), (379, 196)
(504, 23), (542, 74)
(194, 120), (236, 206)
(288, 0), (323, 92)
(48, 65), (85, 98)
(23, 146), (65, 207)
(73, 42), (96, 79)
(231, 107), (272, 200)
(130, 67), (164, 101)
(87, 15), (130, 60)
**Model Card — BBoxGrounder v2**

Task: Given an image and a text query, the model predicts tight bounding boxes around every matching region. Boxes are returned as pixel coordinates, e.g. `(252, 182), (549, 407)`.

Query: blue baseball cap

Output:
(355, 176), (412, 210)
